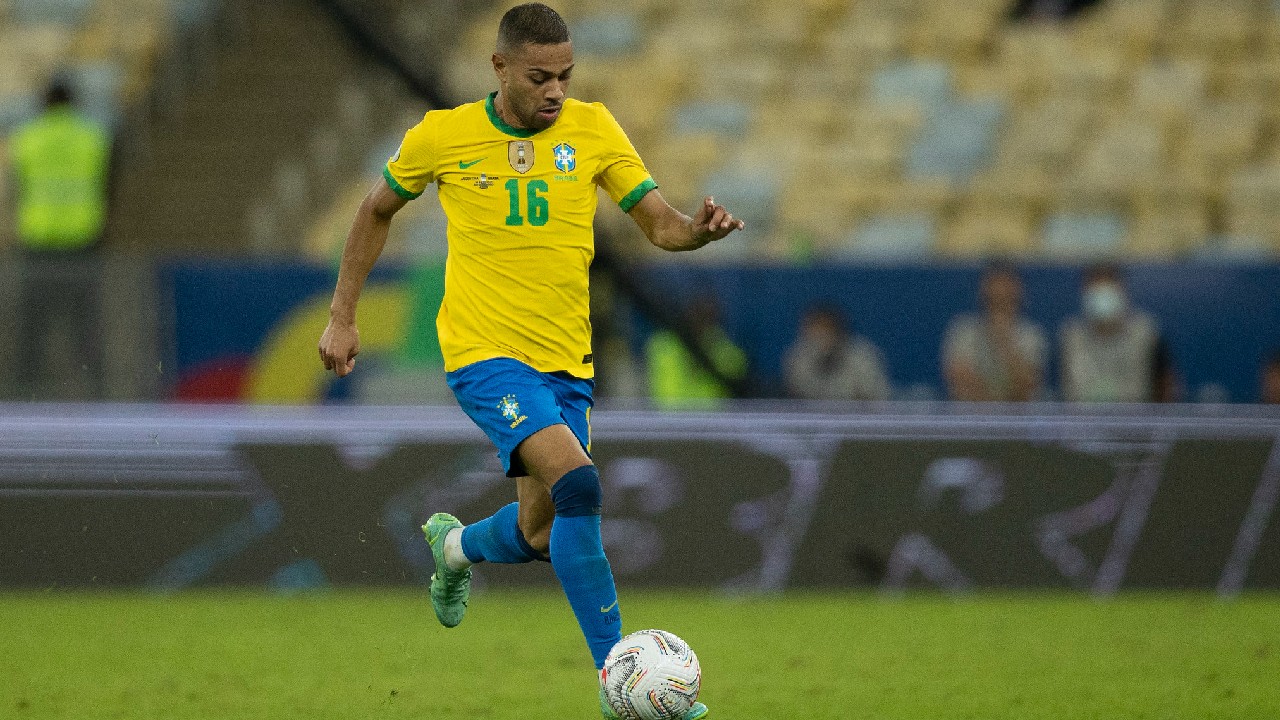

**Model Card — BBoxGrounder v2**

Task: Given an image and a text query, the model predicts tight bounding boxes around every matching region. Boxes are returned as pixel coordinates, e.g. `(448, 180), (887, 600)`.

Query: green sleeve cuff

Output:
(383, 166), (423, 200)
(618, 178), (657, 213)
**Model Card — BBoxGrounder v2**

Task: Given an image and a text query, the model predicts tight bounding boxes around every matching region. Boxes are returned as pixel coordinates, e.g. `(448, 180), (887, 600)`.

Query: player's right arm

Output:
(627, 190), (744, 252)
(318, 179), (408, 378)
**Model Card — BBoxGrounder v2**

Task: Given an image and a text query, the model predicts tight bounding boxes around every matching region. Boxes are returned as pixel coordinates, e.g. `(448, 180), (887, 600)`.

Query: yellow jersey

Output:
(384, 92), (655, 378)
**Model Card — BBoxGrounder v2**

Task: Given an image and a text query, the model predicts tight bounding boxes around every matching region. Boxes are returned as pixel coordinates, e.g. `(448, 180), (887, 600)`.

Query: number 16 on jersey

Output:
(505, 178), (549, 226)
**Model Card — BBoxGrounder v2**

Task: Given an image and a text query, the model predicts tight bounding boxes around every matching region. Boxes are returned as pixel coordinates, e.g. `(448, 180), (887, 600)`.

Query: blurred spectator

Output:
(1262, 352), (1280, 405)
(7, 77), (112, 398)
(1009, 0), (1103, 22)
(943, 263), (1047, 402)
(784, 303), (891, 402)
(1059, 264), (1175, 403)
(646, 294), (747, 410)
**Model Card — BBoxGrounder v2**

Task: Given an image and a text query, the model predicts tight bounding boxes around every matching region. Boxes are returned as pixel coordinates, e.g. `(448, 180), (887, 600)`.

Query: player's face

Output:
(494, 41), (574, 130)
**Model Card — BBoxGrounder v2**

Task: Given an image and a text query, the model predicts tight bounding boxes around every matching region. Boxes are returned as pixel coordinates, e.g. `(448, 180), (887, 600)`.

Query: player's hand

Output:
(691, 196), (745, 246)
(319, 319), (360, 378)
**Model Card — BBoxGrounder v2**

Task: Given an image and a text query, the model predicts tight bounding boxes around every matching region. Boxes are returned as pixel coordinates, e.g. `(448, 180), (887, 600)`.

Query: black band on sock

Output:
(550, 464), (603, 517)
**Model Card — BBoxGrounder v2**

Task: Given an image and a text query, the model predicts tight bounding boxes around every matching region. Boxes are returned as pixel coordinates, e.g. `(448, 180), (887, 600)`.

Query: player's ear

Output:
(492, 52), (506, 80)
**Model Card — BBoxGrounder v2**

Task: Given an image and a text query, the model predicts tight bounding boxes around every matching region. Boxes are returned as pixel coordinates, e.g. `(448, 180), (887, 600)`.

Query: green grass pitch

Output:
(2, 590), (1277, 719)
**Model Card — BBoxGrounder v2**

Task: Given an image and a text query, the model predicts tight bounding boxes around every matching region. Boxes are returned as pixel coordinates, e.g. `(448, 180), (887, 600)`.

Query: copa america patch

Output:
(508, 140), (534, 173)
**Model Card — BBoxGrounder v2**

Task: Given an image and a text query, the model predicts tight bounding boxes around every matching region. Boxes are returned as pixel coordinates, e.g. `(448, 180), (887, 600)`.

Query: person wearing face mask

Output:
(784, 303), (891, 402)
(1059, 264), (1175, 403)
(943, 262), (1048, 402)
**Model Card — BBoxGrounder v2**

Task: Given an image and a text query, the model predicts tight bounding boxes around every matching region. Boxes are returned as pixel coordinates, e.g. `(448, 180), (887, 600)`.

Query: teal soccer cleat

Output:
(599, 686), (709, 719)
(423, 512), (471, 628)
(681, 702), (710, 720)
(599, 687), (620, 720)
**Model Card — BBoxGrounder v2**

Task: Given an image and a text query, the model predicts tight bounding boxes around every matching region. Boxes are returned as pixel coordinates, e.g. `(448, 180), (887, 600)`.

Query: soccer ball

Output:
(600, 629), (701, 720)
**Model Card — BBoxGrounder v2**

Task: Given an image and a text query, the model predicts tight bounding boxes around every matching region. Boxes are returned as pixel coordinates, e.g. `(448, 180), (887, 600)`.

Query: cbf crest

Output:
(508, 140), (534, 174)
(498, 394), (528, 429)
(553, 142), (576, 173)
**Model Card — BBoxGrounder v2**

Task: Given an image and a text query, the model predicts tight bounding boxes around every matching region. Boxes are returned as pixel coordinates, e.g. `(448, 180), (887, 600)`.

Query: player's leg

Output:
(516, 428), (712, 718)
(422, 510), (472, 628)
(455, 484), (549, 565)
(426, 358), (580, 628)
(515, 475), (554, 556)
(515, 424), (621, 670)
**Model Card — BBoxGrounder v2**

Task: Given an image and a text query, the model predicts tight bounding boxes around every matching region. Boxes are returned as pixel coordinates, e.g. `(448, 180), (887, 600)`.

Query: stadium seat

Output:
(11, 0), (92, 26)
(870, 60), (953, 117)
(834, 212), (938, 260)
(823, 15), (902, 67)
(906, 97), (1006, 184)
(6, 24), (74, 81)
(68, 60), (124, 130)
(1225, 164), (1280, 238)
(421, 0), (1280, 264)
(940, 203), (1037, 257)
(1077, 116), (1166, 190)
(1184, 102), (1263, 179)
(994, 98), (1090, 170)
(1166, 0), (1256, 62)
(569, 14), (640, 58)
(672, 99), (751, 137)
(172, 0), (220, 34)
(1127, 204), (1210, 258)
(1042, 212), (1127, 257)
(0, 90), (37, 133)
(1193, 234), (1277, 261)
(698, 52), (783, 103)
(701, 168), (781, 240)
(908, 3), (1000, 63)
(817, 131), (908, 183)
(1073, 0), (1165, 60)
(1132, 60), (1207, 119)
(1217, 57), (1280, 102)
(1043, 52), (1127, 103)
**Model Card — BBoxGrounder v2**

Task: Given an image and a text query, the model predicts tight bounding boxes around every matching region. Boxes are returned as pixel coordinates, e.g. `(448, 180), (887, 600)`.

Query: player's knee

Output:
(550, 464), (602, 517)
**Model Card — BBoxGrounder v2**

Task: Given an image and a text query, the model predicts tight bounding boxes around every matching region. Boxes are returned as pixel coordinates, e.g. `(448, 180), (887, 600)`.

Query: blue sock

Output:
(550, 465), (621, 670)
(459, 502), (541, 564)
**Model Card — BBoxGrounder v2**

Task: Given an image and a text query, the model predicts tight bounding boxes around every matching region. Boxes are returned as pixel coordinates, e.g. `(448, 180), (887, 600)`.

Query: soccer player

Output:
(317, 4), (742, 717)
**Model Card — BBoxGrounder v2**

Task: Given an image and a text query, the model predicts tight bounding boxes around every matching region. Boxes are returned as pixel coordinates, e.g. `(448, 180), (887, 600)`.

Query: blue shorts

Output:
(446, 357), (593, 478)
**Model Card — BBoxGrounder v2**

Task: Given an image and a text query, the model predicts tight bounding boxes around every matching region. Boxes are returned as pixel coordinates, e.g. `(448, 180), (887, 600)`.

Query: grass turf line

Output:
(1, 590), (1277, 719)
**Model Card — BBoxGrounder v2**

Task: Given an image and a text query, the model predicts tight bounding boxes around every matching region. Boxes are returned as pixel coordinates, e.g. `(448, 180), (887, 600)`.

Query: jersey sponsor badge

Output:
(508, 140), (534, 174)
(553, 142), (576, 173)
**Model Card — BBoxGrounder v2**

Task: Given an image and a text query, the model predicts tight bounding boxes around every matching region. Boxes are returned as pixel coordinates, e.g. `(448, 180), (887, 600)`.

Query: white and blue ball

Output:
(600, 629), (701, 720)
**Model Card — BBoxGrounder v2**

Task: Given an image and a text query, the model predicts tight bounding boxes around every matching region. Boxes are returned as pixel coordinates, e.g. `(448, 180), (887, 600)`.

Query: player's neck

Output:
(492, 91), (528, 130)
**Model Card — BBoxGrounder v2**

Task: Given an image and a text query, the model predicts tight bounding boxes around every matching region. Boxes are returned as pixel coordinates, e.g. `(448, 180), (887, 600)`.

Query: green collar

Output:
(485, 92), (541, 138)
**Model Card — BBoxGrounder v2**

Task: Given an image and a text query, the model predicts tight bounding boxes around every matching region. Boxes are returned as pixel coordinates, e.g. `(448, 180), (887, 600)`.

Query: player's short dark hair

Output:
(497, 3), (570, 52)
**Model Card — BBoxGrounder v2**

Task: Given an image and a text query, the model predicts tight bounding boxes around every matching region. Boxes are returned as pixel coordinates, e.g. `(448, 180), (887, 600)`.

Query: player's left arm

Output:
(627, 189), (745, 252)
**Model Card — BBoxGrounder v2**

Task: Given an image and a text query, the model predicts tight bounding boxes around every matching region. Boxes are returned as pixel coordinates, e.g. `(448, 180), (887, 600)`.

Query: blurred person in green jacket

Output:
(645, 293), (747, 410)
(7, 77), (112, 398)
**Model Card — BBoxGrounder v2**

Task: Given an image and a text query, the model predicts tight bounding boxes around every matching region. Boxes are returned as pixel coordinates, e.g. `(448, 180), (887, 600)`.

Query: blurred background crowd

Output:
(3, 0), (1280, 407)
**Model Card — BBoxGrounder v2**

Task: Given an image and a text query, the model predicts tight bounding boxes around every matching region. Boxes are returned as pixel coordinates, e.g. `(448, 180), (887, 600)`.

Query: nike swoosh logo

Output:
(459, 158), (486, 169)
(600, 600), (618, 613)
